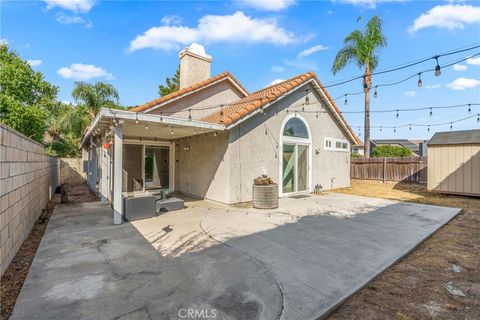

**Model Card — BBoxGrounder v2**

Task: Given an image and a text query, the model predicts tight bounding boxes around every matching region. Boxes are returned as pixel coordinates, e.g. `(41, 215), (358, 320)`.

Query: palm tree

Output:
(72, 82), (120, 119)
(332, 16), (387, 157)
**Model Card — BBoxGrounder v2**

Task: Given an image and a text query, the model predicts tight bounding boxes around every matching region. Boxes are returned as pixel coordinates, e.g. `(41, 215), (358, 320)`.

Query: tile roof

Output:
(201, 72), (362, 145)
(129, 71), (248, 113)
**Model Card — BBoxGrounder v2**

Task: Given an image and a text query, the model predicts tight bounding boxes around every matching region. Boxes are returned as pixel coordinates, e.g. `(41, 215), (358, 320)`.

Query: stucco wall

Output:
(0, 124), (59, 276)
(147, 80), (244, 120)
(174, 131), (230, 203)
(227, 82), (351, 203)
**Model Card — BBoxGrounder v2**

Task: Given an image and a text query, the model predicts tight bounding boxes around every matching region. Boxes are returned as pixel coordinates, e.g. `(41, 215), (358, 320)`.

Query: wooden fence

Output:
(350, 157), (427, 183)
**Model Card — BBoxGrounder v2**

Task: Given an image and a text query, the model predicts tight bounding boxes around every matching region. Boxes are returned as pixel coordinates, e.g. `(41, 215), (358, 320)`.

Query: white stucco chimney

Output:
(179, 43), (212, 89)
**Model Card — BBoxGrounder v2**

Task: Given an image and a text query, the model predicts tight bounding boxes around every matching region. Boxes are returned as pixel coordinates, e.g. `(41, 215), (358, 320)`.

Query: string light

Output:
(450, 122), (453, 130)
(380, 126), (382, 132)
(145, 122), (148, 130)
(374, 86), (378, 98)
(344, 94), (348, 106)
(214, 131), (218, 136)
(430, 108), (433, 117)
(393, 127), (396, 133)
(427, 125), (430, 132)
(188, 109), (192, 121)
(135, 113), (139, 124)
(305, 90), (310, 105)
(171, 127), (174, 135)
(220, 105), (224, 116)
(396, 109), (399, 118)
(160, 112), (163, 121)
(468, 104), (471, 113)
(477, 114), (480, 122)
(316, 112), (319, 118)
(409, 124), (412, 131)
(434, 56), (441, 76)
(417, 73), (422, 87)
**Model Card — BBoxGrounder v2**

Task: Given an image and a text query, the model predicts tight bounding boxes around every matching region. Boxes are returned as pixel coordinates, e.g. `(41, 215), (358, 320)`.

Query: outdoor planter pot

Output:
(252, 183), (279, 209)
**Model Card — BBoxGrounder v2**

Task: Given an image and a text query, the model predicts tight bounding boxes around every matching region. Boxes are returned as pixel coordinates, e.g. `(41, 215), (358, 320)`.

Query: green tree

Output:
(332, 16), (387, 157)
(72, 81), (121, 119)
(371, 145), (413, 157)
(0, 44), (58, 142)
(158, 65), (180, 96)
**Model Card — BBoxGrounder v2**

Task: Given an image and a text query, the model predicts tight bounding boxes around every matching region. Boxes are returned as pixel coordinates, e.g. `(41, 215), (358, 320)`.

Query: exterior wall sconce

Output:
(183, 146), (190, 151)
(315, 148), (320, 155)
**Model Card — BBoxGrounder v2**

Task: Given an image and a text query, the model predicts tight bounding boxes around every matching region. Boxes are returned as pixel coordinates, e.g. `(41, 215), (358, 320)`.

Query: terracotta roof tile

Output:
(129, 71), (249, 113)
(200, 71), (361, 145)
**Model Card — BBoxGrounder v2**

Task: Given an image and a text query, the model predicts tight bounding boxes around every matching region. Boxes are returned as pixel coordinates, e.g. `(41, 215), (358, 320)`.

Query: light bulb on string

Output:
(344, 95), (348, 106)
(409, 124), (412, 131)
(450, 122), (453, 130)
(429, 108), (433, 117)
(477, 114), (479, 123)
(316, 112), (319, 118)
(374, 86), (378, 98)
(171, 127), (174, 135)
(396, 109), (399, 118)
(468, 104), (471, 113)
(417, 73), (422, 87)
(145, 122), (148, 130)
(188, 109), (192, 121)
(380, 126), (382, 132)
(394, 127), (396, 133)
(305, 90), (310, 105)
(427, 125), (430, 132)
(434, 56), (441, 77)
(135, 113), (139, 124)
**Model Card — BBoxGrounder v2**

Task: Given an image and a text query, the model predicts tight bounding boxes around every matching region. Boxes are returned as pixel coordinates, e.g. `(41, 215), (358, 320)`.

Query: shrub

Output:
(371, 145), (413, 157)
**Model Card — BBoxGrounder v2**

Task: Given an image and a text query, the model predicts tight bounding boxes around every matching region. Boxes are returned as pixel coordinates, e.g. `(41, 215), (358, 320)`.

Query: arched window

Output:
(282, 117), (309, 139)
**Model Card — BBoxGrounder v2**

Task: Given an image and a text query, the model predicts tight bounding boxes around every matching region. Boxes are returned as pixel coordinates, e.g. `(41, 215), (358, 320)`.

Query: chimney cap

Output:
(179, 43), (212, 61)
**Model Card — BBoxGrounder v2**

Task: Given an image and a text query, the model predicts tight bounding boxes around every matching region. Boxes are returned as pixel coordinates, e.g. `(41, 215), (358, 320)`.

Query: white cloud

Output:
(334, 0), (405, 9)
(129, 11), (305, 52)
(466, 56), (480, 66)
(43, 0), (95, 13)
(57, 63), (113, 80)
(284, 58), (318, 70)
(271, 66), (285, 73)
(56, 13), (93, 28)
(27, 59), (43, 67)
(161, 15), (183, 26)
(238, 0), (295, 11)
(409, 4), (480, 32)
(404, 90), (416, 97)
(268, 79), (285, 86)
(297, 44), (329, 59)
(446, 77), (480, 90)
(0, 39), (8, 45)
(453, 63), (467, 71)
(426, 84), (441, 89)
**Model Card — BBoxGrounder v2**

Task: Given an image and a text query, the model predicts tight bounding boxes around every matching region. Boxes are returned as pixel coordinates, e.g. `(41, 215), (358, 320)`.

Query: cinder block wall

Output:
(60, 158), (86, 186)
(0, 124), (59, 276)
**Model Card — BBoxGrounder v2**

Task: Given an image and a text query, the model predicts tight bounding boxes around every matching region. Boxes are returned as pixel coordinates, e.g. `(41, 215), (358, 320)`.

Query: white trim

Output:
(141, 76), (249, 114)
(334, 139), (350, 152)
(278, 114), (312, 197)
(324, 137), (334, 150)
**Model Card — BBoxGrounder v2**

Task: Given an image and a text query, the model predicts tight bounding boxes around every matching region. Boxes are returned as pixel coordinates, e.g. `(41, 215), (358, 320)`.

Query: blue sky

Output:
(2, 0), (480, 140)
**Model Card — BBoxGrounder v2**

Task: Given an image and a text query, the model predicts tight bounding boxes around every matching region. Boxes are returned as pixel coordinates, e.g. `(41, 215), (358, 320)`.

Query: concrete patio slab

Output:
(11, 193), (460, 320)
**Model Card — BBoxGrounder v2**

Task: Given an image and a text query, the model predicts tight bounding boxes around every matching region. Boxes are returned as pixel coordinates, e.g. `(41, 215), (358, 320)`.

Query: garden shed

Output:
(427, 129), (480, 196)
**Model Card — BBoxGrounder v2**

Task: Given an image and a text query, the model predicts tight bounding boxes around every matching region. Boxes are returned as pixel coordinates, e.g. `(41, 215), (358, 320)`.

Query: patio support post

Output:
(113, 125), (123, 225)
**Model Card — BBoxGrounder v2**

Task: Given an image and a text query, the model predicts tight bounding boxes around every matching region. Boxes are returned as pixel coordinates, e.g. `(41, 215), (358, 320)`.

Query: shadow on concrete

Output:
(11, 195), (460, 320)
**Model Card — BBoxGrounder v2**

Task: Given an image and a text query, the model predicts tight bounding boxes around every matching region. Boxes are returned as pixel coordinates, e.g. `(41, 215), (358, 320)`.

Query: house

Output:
(351, 144), (365, 156)
(370, 139), (428, 156)
(81, 43), (360, 224)
(427, 129), (480, 196)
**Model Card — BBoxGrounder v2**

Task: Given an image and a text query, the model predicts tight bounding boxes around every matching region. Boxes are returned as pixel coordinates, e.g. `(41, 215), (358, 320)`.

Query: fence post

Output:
(383, 157), (387, 183)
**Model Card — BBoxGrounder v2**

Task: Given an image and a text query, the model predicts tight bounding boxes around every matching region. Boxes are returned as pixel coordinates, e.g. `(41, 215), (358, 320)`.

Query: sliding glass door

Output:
(282, 143), (309, 194)
(144, 146), (170, 190)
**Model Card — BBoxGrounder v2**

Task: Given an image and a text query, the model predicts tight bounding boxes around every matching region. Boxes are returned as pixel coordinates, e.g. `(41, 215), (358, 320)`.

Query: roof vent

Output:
(179, 43), (212, 89)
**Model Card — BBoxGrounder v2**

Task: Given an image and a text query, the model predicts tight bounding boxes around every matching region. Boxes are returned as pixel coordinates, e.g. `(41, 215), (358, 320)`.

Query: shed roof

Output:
(428, 129), (480, 145)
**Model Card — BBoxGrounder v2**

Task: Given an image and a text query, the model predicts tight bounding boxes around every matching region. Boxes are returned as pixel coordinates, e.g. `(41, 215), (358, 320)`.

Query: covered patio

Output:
(80, 108), (225, 224)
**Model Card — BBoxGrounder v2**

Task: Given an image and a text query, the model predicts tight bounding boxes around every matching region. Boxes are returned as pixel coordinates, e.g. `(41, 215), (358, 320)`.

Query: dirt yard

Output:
(328, 180), (480, 320)
(0, 184), (97, 320)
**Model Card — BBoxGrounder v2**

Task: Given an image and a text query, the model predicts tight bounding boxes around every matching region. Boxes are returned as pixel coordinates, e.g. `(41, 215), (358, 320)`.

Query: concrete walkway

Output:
(11, 194), (460, 320)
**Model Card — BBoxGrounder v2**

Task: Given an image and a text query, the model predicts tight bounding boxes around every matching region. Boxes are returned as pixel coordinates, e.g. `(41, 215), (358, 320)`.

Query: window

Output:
(324, 138), (334, 150)
(334, 139), (349, 152)
(283, 117), (309, 139)
(324, 138), (349, 152)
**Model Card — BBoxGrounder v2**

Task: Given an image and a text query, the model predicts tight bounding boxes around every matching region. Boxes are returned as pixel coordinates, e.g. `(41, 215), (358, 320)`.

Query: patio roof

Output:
(80, 108), (225, 147)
